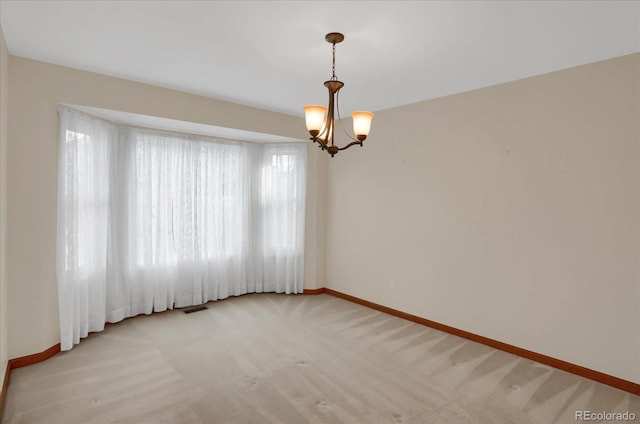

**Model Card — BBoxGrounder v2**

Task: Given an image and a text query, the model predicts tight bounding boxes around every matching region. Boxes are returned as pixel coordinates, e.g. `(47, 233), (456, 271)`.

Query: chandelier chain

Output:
(331, 43), (337, 81)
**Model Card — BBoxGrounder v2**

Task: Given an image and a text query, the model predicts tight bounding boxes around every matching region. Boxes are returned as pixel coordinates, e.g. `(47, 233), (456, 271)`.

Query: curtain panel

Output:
(57, 108), (306, 350)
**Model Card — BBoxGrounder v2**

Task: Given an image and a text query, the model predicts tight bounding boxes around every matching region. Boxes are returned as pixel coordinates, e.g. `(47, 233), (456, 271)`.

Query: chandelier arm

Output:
(334, 89), (360, 143)
(311, 119), (332, 148)
(311, 135), (329, 148)
(316, 119), (331, 143)
(336, 140), (364, 151)
(324, 80), (343, 146)
(312, 89), (335, 147)
(329, 109), (336, 148)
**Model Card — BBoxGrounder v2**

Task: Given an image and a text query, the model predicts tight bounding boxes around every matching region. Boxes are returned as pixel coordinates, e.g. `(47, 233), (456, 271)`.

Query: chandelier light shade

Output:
(351, 111), (375, 139)
(304, 32), (374, 157)
(303, 105), (327, 133)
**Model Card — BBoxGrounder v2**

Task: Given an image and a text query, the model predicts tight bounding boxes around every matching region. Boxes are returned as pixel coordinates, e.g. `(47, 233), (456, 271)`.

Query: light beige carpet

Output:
(2, 293), (638, 423)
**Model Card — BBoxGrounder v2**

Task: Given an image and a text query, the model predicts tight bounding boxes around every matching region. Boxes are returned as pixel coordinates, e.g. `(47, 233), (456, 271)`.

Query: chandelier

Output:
(304, 32), (374, 157)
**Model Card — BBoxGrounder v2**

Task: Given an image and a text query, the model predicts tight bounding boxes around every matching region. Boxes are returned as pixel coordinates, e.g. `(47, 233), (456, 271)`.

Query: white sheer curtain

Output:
(57, 108), (306, 350)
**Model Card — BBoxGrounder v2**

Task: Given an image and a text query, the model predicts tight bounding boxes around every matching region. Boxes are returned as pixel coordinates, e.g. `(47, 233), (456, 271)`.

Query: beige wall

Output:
(304, 146), (328, 289)
(7, 56), (326, 359)
(0, 26), (9, 385)
(326, 53), (640, 384)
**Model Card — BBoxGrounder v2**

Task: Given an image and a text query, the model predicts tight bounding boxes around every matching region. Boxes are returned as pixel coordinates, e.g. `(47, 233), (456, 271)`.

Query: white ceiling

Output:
(1, 1), (639, 117)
